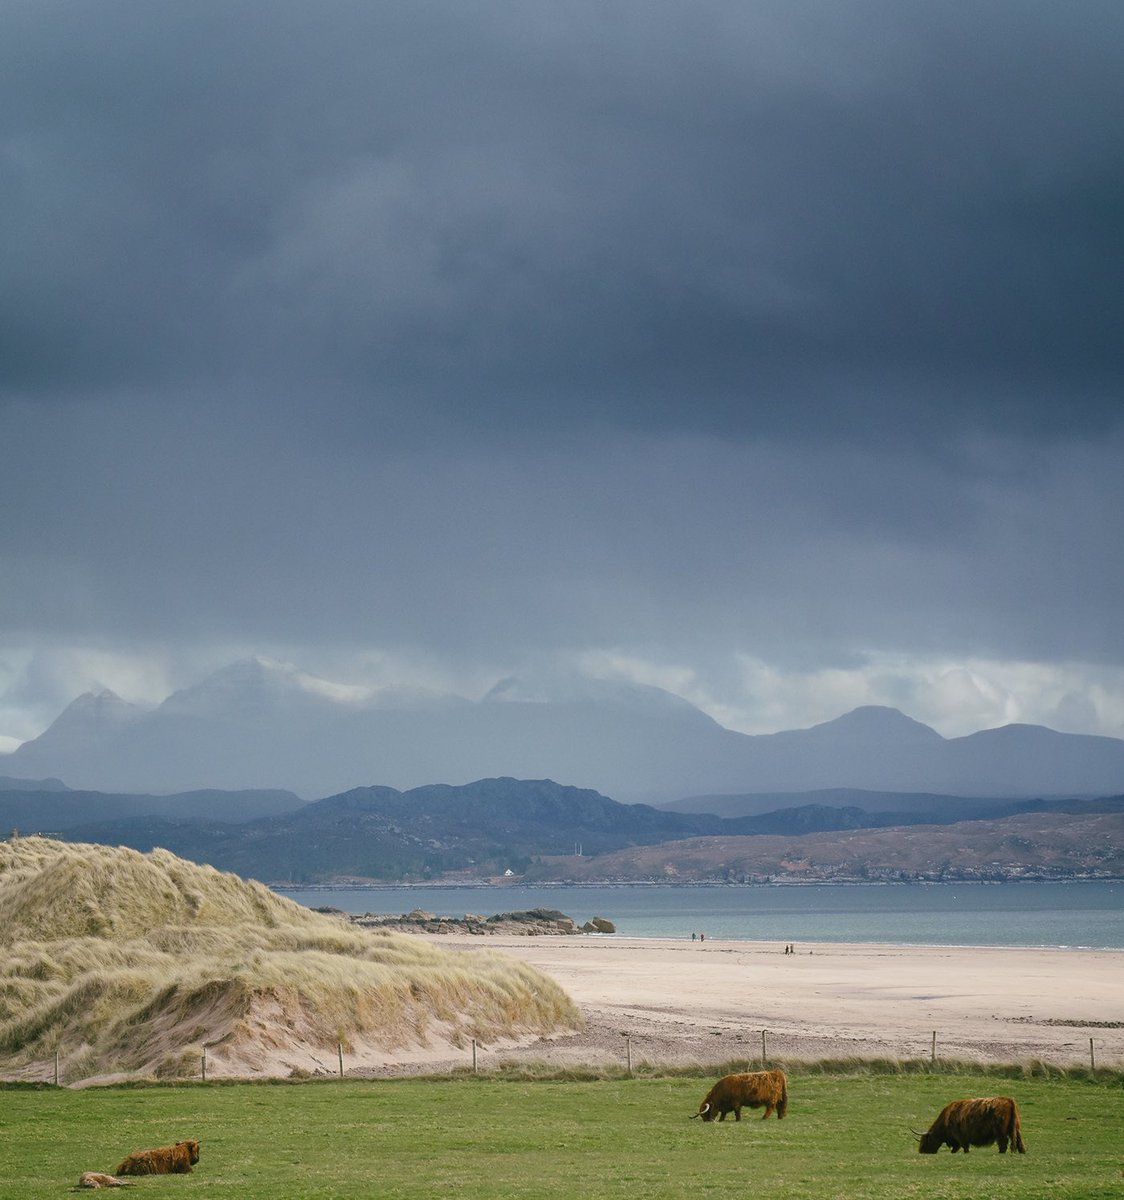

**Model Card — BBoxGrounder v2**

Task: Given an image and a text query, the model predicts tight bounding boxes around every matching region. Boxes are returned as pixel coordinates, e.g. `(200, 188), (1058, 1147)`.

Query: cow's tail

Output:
(1010, 1106), (1026, 1154)
(776, 1071), (788, 1119)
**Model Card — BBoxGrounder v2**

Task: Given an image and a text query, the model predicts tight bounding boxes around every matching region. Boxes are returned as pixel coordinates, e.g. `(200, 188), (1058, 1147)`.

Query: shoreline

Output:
(275, 876), (1124, 889)
(288, 878), (1124, 953)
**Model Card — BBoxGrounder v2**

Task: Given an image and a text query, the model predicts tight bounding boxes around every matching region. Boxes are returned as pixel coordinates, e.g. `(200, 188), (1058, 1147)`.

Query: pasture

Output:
(2, 1068), (1121, 1199)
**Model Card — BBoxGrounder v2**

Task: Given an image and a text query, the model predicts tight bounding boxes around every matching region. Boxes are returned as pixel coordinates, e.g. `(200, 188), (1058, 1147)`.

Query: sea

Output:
(273, 880), (1124, 951)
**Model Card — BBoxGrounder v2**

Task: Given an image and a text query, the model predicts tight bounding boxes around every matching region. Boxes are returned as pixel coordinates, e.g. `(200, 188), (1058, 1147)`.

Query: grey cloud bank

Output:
(1, 2), (1122, 753)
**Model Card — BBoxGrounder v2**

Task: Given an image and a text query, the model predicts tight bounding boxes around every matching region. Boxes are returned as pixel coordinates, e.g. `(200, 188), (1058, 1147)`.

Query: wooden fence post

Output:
(1089, 1037), (1096, 1072)
(930, 1031), (937, 1064)
(338, 1042), (344, 1079)
(201, 1047), (207, 1082)
(472, 1039), (478, 1074)
(625, 1035), (632, 1075)
(54, 1049), (60, 1087)
(761, 1029), (767, 1066)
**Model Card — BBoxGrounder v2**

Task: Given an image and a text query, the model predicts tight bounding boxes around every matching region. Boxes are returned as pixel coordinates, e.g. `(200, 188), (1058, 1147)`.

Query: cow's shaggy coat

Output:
(115, 1139), (200, 1175)
(916, 1096), (1026, 1154)
(76, 1172), (129, 1188)
(693, 1070), (789, 1122)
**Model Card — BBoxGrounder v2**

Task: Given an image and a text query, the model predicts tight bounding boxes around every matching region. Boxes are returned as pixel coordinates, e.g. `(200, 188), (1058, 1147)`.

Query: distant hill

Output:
(58, 778), (727, 882)
(6, 658), (1124, 802)
(0, 775), (70, 791)
(0, 783), (305, 834)
(661, 788), (1055, 820)
(520, 808), (1124, 884)
(45, 776), (1124, 885)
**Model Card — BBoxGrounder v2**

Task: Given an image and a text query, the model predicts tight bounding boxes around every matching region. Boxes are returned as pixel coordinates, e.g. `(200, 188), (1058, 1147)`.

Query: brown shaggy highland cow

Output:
(76, 1172), (130, 1188)
(692, 1069), (789, 1122)
(115, 1139), (201, 1175)
(915, 1096), (1026, 1154)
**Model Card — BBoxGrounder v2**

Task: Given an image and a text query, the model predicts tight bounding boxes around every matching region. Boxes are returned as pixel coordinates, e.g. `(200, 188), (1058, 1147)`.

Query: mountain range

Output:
(6, 656), (1124, 803)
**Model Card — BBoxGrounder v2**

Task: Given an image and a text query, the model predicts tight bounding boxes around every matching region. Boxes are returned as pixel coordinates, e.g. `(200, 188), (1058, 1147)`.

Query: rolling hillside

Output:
(29, 776), (1124, 885)
(520, 810), (1124, 884)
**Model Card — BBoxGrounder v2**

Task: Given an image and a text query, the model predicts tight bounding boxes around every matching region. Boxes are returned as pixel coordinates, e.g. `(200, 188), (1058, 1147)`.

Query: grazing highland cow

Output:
(692, 1069), (789, 1122)
(115, 1139), (201, 1175)
(915, 1096), (1026, 1154)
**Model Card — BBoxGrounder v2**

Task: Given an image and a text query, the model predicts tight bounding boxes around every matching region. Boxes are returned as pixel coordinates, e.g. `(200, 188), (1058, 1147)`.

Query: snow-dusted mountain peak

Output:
(154, 657), (470, 719)
(157, 657), (371, 716)
(46, 688), (146, 733)
(10, 688), (147, 757)
(482, 672), (710, 717)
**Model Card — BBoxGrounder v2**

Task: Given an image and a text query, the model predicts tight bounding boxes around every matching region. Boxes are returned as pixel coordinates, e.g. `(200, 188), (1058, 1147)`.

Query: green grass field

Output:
(2, 1069), (1121, 1199)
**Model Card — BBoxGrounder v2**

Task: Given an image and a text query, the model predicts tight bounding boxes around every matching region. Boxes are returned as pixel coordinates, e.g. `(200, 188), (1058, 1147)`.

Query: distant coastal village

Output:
(282, 860), (1123, 889)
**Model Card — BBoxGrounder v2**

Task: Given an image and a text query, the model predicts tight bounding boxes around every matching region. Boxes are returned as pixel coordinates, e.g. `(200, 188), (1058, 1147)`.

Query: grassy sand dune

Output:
(0, 838), (581, 1083)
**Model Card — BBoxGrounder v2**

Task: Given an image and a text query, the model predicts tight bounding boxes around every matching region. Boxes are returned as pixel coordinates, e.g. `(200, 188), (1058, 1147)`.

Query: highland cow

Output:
(115, 1139), (200, 1175)
(76, 1172), (130, 1188)
(915, 1096), (1025, 1154)
(692, 1069), (789, 1122)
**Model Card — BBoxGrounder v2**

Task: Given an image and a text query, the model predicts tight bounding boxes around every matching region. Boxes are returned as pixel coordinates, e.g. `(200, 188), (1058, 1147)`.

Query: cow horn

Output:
(909, 1128), (923, 1139)
(691, 1102), (710, 1120)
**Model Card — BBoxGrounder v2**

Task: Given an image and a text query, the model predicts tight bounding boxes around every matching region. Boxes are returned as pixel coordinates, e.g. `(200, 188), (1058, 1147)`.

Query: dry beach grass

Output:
(0, 838), (580, 1084)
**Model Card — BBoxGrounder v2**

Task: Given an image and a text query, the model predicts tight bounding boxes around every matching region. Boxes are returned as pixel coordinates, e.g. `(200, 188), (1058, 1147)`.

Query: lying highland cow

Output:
(914, 1096), (1025, 1154)
(692, 1069), (788, 1122)
(76, 1172), (130, 1188)
(115, 1139), (200, 1175)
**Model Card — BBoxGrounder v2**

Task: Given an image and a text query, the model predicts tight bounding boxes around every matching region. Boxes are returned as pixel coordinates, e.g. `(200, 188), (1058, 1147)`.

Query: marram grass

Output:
(0, 838), (580, 1081)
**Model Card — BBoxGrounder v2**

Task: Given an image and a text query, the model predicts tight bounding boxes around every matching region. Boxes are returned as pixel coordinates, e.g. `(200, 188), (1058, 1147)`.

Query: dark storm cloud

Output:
(2, 393), (1121, 671)
(3, 1), (1121, 440)
(2, 1), (1123, 742)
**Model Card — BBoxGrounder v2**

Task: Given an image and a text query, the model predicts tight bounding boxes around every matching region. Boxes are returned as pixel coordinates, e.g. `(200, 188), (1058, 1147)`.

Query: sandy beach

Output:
(373, 935), (1123, 1075)
(14, 933), (1120, 1084)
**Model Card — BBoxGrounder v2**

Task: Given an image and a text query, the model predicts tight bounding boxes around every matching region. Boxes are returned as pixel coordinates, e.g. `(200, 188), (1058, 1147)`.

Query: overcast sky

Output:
(2, 0), (1123, 753)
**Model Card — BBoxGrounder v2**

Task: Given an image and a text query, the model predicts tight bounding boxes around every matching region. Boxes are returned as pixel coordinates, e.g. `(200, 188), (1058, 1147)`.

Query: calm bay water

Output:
(274, 880), (1124, 950)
